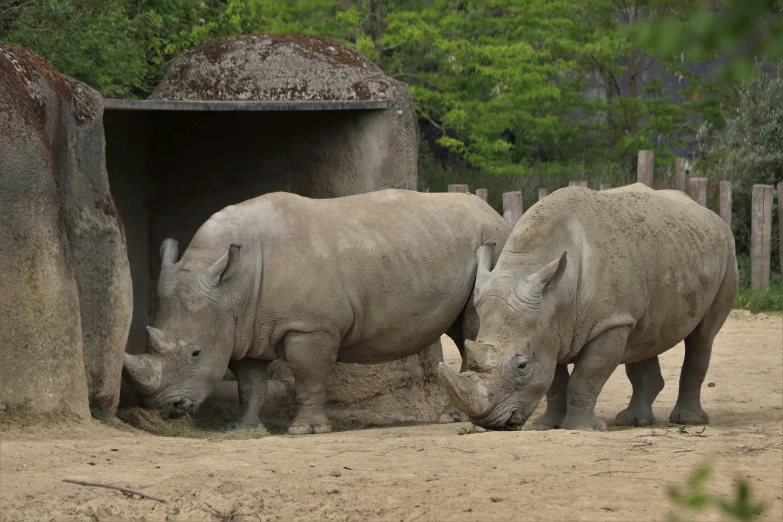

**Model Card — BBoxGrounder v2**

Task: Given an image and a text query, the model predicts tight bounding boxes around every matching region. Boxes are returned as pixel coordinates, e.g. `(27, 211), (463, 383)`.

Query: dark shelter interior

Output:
(104, 100), (390, 355)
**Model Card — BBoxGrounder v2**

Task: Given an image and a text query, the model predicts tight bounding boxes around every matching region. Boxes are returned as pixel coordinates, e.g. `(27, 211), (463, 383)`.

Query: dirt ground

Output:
(1, 311), (781, 522)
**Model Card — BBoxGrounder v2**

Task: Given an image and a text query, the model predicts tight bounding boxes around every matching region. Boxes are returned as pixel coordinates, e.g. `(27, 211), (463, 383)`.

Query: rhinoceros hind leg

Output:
(670, 261), (735, 426)
(669, 331), (713, 426)
(560, 327), (628, 431)
(615, 357), (664, 427)
(285, 331), (339, 436)
(533, 364), (569, 430)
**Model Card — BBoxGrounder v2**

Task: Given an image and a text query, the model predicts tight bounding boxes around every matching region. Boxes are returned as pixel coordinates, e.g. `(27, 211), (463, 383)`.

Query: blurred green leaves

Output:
(668, 465), (766, 521)
(635, 0), (783, 81)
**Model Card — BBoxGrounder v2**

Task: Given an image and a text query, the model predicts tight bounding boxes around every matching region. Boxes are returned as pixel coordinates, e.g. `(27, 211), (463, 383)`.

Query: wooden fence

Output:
(430, 150), (782, 291)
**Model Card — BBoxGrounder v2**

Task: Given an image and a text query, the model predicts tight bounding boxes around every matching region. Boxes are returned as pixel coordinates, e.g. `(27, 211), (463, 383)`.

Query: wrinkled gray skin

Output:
(439, 183), (738, 431)
(123, 189), (509, 434)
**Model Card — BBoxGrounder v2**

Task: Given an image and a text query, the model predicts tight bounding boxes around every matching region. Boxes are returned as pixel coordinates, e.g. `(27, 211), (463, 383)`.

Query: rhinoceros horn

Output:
(437, 363), (490, 418)
(474, 243), (495, 292)
(123, 353), (163, 395)
(146, 326), (176, 356)
(463, 339), (498, 372)
(160, 238), (179, 270)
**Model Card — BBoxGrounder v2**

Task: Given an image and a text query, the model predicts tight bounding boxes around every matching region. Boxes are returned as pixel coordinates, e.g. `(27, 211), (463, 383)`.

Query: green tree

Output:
(377, 0), (582, 175)
(696, 64), (782, 277)
(1, 0), (738, 179)
(2, 1), (148, 97)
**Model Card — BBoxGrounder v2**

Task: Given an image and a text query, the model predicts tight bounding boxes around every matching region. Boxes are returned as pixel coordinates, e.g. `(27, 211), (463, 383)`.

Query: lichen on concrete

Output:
(151, 34), (405, 103)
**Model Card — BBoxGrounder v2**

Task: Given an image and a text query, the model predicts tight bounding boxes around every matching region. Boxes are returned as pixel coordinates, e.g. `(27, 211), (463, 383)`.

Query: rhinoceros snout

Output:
(171, 398), (198, 416)
(507, 409), (524, 426)
(481, 408), (526, 429)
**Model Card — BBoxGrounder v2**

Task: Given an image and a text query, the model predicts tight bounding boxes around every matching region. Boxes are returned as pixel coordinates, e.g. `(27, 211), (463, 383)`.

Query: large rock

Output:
(0, 44), (132, 417)
(138, 35), (445, 424)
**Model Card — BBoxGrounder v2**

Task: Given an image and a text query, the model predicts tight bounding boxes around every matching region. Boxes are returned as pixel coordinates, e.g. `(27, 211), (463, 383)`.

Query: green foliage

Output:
(380, 0), (583, 175)
(698, 64), (783, 190)
(696, 64), (782, 278)
(729, 254), (781, 313)
(668, 465), (765, 521)
(3, 1), (148, 97)
(1, 0), (733, 178)
(635, 0), (783, 81)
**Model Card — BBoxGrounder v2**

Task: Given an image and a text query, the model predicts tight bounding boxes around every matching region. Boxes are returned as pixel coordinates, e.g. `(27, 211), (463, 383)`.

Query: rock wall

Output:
(0, 44), (132, 417)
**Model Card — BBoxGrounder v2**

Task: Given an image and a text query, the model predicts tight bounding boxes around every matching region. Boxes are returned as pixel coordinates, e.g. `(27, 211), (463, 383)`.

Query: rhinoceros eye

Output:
(514, 356), (530, 375)
(191, 349), (201, 357)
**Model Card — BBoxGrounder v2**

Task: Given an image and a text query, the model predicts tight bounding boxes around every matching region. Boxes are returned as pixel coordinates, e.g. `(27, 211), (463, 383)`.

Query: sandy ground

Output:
(1, 311), (781, 522)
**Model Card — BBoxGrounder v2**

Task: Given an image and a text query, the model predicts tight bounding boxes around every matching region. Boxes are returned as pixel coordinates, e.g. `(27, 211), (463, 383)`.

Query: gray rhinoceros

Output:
(123, 189), (510, 434)
(439, 183), (737, 431)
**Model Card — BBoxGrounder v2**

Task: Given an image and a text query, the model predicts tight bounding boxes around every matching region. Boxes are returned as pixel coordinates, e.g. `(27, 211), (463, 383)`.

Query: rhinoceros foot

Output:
(222, 419), (266, 432)
(532, 409), (567, 430)
(560, 414), (607, 432)
(288, 423), (332, 435)
(669, 404), (709, 426)
(615, 407), (657, 427)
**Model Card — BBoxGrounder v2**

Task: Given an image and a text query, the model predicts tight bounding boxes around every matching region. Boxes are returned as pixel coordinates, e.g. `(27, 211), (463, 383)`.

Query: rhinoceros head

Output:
(123, 238), (242, 416)
(439, 246), (568, 429)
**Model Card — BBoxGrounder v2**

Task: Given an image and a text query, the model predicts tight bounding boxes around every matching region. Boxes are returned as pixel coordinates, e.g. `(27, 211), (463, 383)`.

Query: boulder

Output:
(0, 44), (132, 417)
(141, 35), (445, 424)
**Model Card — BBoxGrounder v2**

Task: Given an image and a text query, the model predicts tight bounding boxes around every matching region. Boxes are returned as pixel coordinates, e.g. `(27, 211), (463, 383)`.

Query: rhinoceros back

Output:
(506, 183), (736, 362)
(191, 189), (510, 363)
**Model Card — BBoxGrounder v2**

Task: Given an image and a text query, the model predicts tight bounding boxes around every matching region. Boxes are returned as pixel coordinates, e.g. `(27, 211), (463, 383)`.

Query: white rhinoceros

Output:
(439, 183), (738, 431)
(123, 189), (510, 434)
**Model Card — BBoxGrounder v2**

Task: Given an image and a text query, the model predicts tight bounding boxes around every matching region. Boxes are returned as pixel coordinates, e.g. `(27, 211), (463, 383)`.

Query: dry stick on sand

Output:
(62, 478), (166, 503)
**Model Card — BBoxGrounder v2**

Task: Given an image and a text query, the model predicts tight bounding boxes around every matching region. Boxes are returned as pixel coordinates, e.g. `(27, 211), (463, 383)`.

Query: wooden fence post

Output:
(751, 184), (774, 291)
(637, 150), (654, 187)
(475, 188), (488, 202)
(599, 184), (612, 191)
(689, 177), (707, 207)
(568, 181), (588, 188)
(448, 184), (469, 193)
(503, 191), (524, 226)
(675, 157), (688, 192)
(538, 188), (548, 200)
(779, 183), (783, 285)
(719, 181), (732, 226)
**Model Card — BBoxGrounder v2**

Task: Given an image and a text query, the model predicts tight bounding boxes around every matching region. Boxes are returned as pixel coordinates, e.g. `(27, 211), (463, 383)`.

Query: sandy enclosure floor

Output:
(1, 312), (782, 522)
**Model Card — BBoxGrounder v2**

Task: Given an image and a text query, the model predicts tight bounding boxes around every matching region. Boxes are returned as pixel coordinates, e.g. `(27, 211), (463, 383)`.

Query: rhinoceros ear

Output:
(205, 243), (241, 284)
(517, 251), (567, 306)
(160, 238), (179, 270)
(532, 251), (567, 291)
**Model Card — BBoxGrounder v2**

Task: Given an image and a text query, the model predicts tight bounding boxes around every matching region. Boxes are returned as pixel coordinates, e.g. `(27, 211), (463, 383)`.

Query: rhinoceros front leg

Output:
(285, 331), (339, 435)
(615, 357), (664, 427)
(533, 364), (570, 430)
(560, 327), (628, 432)
(223, 358), (269, 431)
